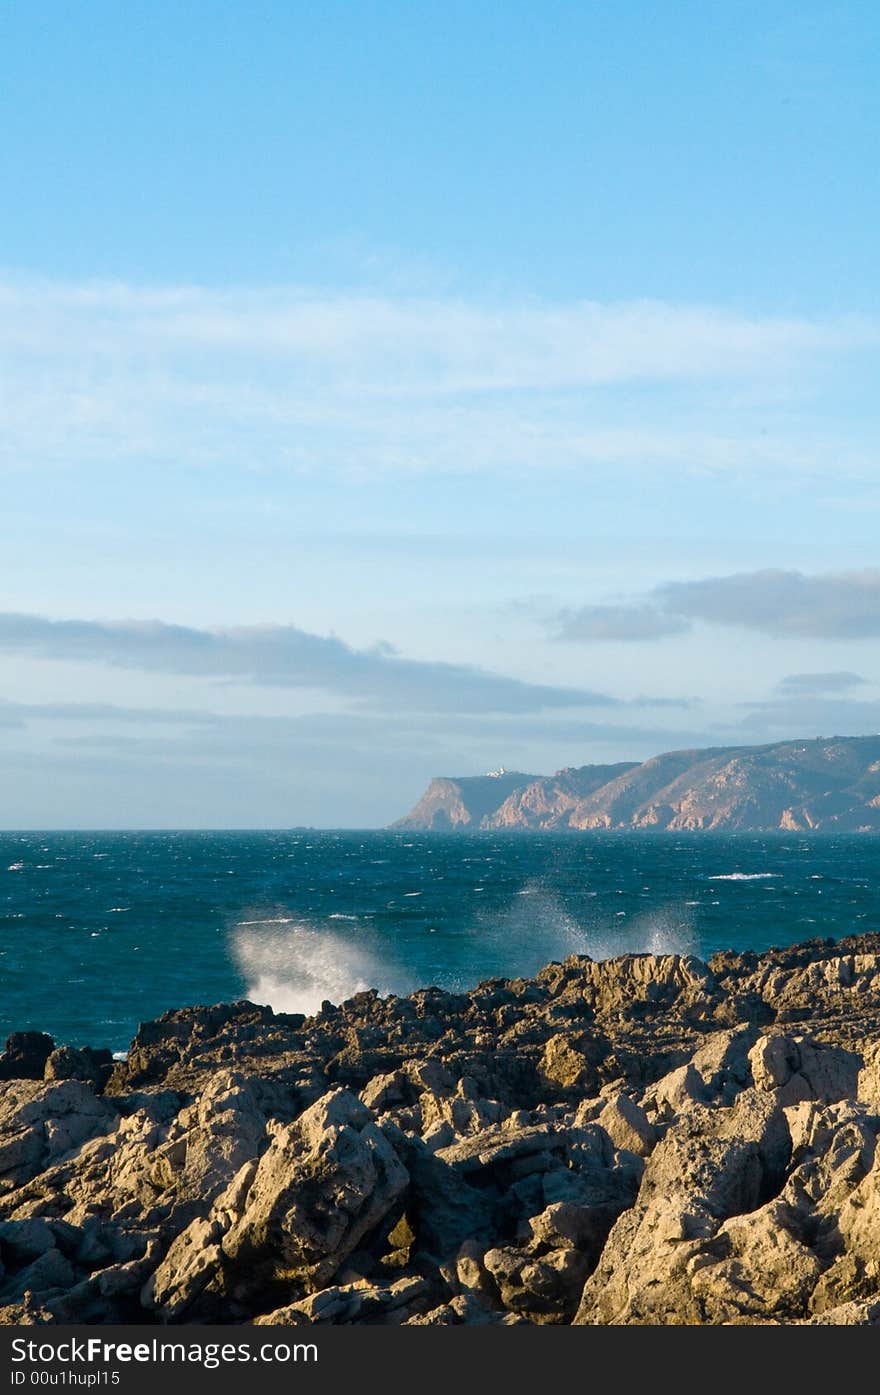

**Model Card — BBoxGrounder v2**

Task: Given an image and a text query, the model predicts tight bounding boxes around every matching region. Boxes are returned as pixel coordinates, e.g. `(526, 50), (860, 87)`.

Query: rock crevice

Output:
(5, 932), (880, 1325)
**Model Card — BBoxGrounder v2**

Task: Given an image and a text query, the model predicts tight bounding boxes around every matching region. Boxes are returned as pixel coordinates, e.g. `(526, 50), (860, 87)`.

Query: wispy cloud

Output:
(553, 604), (690, 642)
(551, 569), (880, 643)
(1, 275), (876, 477)
(0, 612), (615, 714)
(776, 671), (867, 695)
(0, 699), (222, 725)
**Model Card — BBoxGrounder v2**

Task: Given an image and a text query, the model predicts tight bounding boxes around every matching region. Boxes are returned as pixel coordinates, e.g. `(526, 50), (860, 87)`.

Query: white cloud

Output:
(1, 274), (876, 476)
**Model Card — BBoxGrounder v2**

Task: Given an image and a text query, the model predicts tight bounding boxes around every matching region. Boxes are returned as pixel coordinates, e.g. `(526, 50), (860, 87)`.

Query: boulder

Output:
(44, 1047), (113, 1090)
(749, 1035), (861, 1107)
(539, 1034), (599, 1093)
(575, 1090), (791, 1324)
(0, 1079), (116, 1189)
(597, 1093), (657, 1157)
(0, 1034), (55, 1082)
(220, 1090), (408, 1298)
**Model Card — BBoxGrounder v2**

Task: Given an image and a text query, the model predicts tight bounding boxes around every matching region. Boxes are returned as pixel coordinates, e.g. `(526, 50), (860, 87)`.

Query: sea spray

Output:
(3, 828), (870, 1049)
(230, 918), (412, 1015)
(466, 881), (698, 982)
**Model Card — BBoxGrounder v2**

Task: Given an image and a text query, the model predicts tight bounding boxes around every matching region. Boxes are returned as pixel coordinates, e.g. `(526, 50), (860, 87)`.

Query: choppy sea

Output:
(1, 829), (878, 1051)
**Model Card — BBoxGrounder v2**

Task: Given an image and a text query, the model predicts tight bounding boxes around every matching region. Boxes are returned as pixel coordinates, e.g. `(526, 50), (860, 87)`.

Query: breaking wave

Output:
(231, 885), (701, 1016)
(230, 918), (412, 1016)
(577, 908), (698, 962)
(466, 880), (698, 981)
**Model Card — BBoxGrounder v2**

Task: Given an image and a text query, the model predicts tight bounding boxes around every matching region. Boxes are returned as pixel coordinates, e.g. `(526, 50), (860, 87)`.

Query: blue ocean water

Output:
(1, 830), (878, 1052)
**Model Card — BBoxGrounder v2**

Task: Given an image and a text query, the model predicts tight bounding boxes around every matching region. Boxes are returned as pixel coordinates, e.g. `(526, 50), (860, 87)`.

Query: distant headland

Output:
(393, 735), (880, 833)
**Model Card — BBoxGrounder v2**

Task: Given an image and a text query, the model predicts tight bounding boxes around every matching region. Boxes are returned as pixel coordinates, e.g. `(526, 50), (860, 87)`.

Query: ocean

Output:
(1, 829), (878, 1052)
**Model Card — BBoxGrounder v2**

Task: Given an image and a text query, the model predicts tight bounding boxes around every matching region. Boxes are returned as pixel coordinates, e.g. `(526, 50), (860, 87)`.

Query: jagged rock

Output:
(0, 1296), (56, 1324)
(539, 1035), (599, 1092)
(145, 1215), (227, 1320)
(688, 1026), (760, 1099)
(597, 1093), (656, 1157)
(8, 932), (880, 1324)
(220, 1090), (408, 1300)
(389, 1135), (491, 1260)
(0, 1079), (116, 1189)
(161, 1071), (267, 1202)
(436, 1122), (562, 1172)
(0, 1246), (76, 1305)
(454, 1237), (496, 1301)
(405, 1293), (524, 1325)
(643, 1062), (708, 1120)
(482, 1243), (587, 1322)
(0, 1217), (57, 1262)
(808, 1299), (880, 1325)
(857, 1041), (880, 1110)
(253, 1274), (432, 1325)
(44, 1047), (113, 1090)
(0, 1034), (55, 1082)
(749, 1035), (861, 1107)
(574, 1090), (792, 1324)
(688, 1199), (823, 1322)
(360, 1071), (407, 1114)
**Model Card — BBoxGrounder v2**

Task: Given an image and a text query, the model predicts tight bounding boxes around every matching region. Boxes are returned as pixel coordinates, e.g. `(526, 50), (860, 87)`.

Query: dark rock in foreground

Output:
(6, 933), (880, 1325)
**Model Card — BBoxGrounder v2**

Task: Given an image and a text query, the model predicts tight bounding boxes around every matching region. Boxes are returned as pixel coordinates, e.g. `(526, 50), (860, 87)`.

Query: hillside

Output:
(393, 736), (880, 832)
(392, 771), (538, 830)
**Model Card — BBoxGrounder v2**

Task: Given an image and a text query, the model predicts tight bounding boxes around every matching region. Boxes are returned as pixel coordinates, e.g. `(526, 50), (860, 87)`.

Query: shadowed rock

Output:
(5, 932), (880, 1324)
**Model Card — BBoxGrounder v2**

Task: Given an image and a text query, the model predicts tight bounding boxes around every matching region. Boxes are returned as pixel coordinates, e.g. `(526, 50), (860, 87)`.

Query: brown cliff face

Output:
(487, 764), (638, 829)
(395, 737), (880, 833)
(392, 772), (538, 830)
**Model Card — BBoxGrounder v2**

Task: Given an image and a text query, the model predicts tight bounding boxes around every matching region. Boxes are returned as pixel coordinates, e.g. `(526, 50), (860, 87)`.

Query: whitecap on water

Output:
(236, 917), (295, 926)
(707, 873), (781, 881)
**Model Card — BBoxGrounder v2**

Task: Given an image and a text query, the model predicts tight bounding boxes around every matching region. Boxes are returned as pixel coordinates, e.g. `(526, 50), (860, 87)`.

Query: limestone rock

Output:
(749, 1035), (860, 1107)
(221, 1089), (408, 1297)
(597, 1093), (656, 1156)
(7, 931), (880, 1325)
(575, 1090), (791, 1324)
(0, 1080), (116, 1189)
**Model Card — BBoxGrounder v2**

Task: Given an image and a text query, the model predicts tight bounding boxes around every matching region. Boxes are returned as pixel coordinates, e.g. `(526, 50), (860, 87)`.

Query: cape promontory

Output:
(393, 736), (880, 833)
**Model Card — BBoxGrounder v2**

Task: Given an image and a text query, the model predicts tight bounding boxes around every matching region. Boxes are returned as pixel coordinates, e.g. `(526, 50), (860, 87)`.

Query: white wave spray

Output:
(230, 919), (411, 1016)
(470, 881), (699, 982)
(485, 881), (700, 970)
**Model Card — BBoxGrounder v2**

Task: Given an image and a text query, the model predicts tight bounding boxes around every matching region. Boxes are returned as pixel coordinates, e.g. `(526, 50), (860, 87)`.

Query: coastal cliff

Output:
(394, 735), (880, 832)
(393, 771), (539, 830)
(7, 933), (880, 1324)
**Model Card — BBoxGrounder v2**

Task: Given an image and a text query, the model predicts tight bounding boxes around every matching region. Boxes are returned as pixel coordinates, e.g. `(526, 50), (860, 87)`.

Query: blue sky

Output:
(1, 0), (879, 826)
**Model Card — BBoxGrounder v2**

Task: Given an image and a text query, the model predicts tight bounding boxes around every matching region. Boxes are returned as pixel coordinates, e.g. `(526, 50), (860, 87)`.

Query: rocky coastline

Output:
(5, 932), (880, 1325)
(394, 735), (880, 832)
